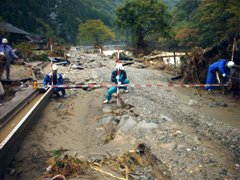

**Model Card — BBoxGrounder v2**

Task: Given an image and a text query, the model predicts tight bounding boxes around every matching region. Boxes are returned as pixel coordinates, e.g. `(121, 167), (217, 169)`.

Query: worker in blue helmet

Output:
(206, 59), (235, 91)
(103, 64), (129, 103)
(43, 64), (66, 98)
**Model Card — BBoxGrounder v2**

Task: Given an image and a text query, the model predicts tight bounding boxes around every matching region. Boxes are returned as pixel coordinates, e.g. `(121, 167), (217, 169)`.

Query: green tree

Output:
(193, 0), (240, 47)
(59, 39), (66, 46)
(115, 0), (172, 49)
(13, 42), (34, 57)
(78, 19), (115, 46)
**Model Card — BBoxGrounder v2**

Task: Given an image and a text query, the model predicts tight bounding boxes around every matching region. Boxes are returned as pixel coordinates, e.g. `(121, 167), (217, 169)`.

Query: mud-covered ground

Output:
(2, 48), (240, 180)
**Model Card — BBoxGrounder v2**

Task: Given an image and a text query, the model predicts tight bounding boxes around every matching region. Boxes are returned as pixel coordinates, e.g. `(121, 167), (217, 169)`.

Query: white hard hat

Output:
(52, 64), (58, 70)
(116, 63), (124, 70)
(227, 61), (235, 68)
(2, 38), (8, 43)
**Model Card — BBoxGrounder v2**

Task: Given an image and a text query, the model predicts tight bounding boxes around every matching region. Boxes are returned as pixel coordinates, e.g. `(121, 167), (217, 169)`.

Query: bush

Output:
(13, 42), (34, 57)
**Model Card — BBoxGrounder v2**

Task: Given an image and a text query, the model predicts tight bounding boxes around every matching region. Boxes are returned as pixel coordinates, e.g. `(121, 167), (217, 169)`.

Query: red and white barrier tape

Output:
(48, 84), (227, 88)
(19, 59), (47, 75)
(231, 37), (236, 62)
(229, 37), (236, 88)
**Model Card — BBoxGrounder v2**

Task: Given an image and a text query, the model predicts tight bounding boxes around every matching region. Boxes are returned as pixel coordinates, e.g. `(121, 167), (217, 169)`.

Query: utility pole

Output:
(48, 0), (62, 45)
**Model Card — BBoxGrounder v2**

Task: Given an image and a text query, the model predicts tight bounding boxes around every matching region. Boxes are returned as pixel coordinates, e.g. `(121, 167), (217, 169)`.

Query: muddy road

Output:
(2, 48), (240, 180)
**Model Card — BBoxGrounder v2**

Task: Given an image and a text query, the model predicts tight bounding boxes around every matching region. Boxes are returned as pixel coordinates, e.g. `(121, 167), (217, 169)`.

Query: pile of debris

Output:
(53, 45), (66, 57)
(37, 147), (149, 180)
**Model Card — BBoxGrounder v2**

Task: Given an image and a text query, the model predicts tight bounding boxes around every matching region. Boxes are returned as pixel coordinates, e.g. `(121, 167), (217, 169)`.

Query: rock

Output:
(160, 143), (175, 150)
(208, 102), (227, 107)
(114, 109), (122, 115)
(219, 169), (227, 175)
(160, 114), (174, 122)
(129, 107), (134, 112)
(102, 106), (112, 113)
(119, 115), (130, 126)
(153, 119), (159, 124)
(135, 122), (159, 133)
(100, 116), (114, 123)
(115, 116), (121, 121)
(119, 118), (137, 133)
(177, 144), (186, 150)
(159, 135), (166, 141)
(57, 103), (63, 108)
(188, 100), (200, 106)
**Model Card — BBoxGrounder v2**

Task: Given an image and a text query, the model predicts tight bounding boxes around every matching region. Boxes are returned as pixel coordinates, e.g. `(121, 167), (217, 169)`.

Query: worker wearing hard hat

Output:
(43, 64), (66, 98)
(0, 38), (19, 79)
(103, 64), (129, 103)
(206, 59), (235, 91)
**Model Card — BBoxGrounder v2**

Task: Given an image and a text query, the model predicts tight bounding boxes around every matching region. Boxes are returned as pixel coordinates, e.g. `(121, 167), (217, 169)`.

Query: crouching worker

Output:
(43, 64), (66, 98)
(103, 64), (129, 103)
(206, 59), (235, 91)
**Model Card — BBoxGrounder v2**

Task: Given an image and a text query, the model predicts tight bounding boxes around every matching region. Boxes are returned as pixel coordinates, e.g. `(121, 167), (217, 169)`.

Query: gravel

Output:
(69, 49), (240, 179)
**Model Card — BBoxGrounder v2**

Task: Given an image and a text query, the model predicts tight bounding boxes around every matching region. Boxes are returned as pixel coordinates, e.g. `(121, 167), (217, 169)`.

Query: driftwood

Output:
(203, 35), (240, 59)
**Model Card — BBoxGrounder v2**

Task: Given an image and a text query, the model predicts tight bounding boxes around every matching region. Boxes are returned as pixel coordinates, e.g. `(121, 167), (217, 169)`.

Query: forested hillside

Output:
(0, 0), (179, 45)
(169, 0), (239, 50)
(0, 0), (125, 45)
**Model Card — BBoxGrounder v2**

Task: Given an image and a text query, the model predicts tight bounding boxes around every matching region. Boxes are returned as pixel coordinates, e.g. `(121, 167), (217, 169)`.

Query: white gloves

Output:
(222, 73), (226, 77)
(116, 75), (119, 80)
(0, 52), (5, 56)
(118, 82), (121, 85)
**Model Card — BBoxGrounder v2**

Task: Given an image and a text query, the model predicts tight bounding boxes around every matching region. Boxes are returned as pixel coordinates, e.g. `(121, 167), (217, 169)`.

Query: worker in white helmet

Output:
(206, 59), (235, 91)
(103, 63), (129, 103)
(0, 38), (19, 79)
(43, 64), (66, 98)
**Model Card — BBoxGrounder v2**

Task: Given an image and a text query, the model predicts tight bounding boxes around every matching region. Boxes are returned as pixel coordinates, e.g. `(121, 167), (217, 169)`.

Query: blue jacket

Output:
(111, 69), (127, 83)
(209, 59), (230, 76)
(43, 73), (63, 86)
(0, 45), (18, 62)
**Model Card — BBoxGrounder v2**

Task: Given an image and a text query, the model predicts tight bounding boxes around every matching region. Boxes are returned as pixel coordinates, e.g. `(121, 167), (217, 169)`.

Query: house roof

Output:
(26, 36), (46, 44)
(0, 22), (29, 35)
(30, 34), (46, 39)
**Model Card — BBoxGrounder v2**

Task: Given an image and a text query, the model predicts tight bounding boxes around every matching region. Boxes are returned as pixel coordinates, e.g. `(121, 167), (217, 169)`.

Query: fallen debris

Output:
(39, 145), (149, 180)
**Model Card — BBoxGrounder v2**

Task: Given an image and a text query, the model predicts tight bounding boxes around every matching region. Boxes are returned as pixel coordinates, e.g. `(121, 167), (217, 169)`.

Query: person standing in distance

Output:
(0, 38), (19, 79)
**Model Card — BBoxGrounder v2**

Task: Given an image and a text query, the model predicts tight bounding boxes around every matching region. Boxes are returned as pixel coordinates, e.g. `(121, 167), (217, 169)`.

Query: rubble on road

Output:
(38, 145), (149, 180)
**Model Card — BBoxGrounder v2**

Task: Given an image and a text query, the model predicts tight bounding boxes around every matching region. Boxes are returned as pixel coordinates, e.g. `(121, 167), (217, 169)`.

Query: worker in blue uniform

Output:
(206, 59), (235, 91)
(103, 64), (129, 103)
(0, 38), (19, 79)
(43, 64), (66, 98)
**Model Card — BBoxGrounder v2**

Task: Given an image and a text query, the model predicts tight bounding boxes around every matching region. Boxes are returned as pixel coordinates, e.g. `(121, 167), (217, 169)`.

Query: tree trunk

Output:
(137, 35), (144, 49)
